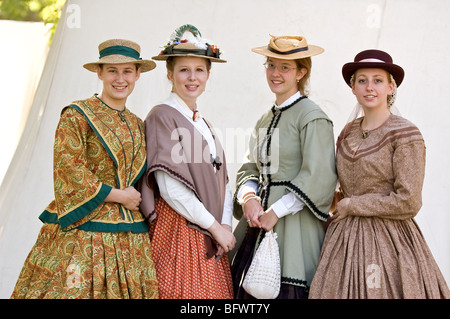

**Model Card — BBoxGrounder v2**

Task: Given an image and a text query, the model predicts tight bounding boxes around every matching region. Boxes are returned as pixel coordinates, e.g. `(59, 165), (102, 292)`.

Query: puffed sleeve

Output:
(348, 140), (426, 219)
(222, 182), (233, 227)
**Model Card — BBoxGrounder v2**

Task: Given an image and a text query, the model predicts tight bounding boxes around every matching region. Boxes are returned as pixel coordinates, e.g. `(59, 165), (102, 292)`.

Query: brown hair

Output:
(97, 64), (141, 72)
(294, 57), (312, 96)
(266, 57), (312, 96)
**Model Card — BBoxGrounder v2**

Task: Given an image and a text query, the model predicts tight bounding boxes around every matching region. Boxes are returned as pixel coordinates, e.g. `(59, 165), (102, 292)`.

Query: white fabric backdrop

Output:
(1, 0), (449, 298)
(0, 21), (50, 184)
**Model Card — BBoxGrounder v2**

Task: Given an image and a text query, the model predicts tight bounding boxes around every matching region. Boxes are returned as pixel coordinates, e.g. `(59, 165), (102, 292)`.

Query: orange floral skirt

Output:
(151, 198), (233, 299)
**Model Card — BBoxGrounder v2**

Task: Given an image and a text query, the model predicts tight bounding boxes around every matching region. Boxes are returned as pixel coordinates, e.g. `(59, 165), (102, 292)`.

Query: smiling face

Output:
(167, 56), (210, 109)
(97, 63), (141, 110)
(265, 57), (307, 105)
(351, 68), (395, 111)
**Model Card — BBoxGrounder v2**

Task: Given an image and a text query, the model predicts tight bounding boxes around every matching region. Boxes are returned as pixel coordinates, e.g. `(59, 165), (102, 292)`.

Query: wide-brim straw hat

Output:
(152, 24), (226, 63)
(342, 49), (404, 87)
(252, 35), (324, 60)
(83, 39), (156, 72)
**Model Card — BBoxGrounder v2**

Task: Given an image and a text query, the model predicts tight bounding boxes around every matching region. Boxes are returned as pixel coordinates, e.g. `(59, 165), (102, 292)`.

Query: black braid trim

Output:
(271, 95), (307, 114)
(271, 180), (329, 221)
(149, 164), (197, 196)
(281, 276), (309, 290)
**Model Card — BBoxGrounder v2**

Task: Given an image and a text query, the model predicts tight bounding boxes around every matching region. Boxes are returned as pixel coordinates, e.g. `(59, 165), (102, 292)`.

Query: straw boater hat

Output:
(152, 24), (226, 63)
(83, 39), (156, 72)
(342, 49), (404, 87)
(252, 35), (324, 60)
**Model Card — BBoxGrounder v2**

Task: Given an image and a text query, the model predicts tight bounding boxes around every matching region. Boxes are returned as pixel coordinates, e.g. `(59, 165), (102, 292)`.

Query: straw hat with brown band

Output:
(152, 24), (226, 63)
(83, 39), (156, 72)
(252, 35), (324, 60)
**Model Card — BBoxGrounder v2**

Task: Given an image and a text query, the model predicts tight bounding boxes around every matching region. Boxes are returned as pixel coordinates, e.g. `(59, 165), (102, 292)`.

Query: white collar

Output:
(161, 93), (217, 159)
(274, 91), (302, 109)
(163, 92), (201, 122)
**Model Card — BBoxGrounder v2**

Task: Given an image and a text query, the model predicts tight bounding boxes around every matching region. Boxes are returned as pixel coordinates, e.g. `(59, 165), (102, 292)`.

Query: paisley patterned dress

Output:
(11, 95), (159, 299)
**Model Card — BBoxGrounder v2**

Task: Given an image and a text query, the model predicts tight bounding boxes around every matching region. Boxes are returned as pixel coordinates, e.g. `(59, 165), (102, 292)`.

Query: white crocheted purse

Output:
(242, 230), (281, 299)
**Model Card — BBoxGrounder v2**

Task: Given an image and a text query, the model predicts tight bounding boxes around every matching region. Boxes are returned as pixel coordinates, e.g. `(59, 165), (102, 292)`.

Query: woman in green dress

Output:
(11, 39), (159, 299)
(230, 35), (337, 299)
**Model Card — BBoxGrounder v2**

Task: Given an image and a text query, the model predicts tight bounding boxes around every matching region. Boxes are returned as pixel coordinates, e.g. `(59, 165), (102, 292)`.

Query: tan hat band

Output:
(267, 45), (309, 55)
(99, 45), (142, 60)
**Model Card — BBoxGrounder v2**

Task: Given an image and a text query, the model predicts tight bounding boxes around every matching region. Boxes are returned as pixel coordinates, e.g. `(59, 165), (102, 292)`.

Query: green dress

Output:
(231, 96), (337, 296)
(11, 95), (158, 299)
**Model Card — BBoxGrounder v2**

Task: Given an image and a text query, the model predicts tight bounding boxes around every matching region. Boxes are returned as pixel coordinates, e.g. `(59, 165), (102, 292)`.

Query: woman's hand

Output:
(330, 197), (350, 223)
(121, 186), (143, 210)
(243, 198), (263, 228)
(215, 224), (233, 258)
(105, 186), (142, 211)
(259, 209), (278, 231)
(208, 221), (236, 254)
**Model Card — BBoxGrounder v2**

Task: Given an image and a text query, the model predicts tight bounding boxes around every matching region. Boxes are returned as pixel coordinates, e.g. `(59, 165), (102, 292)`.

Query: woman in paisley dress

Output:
(309, 49), (450, 298)
(11, 39), (159, 299)
(230, 35), (337, 299)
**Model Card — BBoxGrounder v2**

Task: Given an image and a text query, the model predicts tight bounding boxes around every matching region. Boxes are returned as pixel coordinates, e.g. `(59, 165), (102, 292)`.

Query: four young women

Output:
(10, 26), (450, 299)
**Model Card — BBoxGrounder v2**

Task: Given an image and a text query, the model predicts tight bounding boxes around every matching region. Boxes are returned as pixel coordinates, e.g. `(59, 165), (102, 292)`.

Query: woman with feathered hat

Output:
(230, 35), (337, 299)
(309, 49), (450, 298)
(11, 39), (159, 298)
(139, 24), (235, 298)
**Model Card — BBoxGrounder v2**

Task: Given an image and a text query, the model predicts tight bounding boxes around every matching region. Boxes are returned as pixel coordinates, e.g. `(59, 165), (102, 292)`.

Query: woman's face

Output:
(265, 57), (306, 104)
(97, 63), (140, 109)
(168, 56), (210, 109)
(352, 68), (394, 111)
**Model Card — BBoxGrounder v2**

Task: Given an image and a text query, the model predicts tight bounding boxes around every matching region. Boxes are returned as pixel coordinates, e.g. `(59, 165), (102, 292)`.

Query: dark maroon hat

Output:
(342, 49), (404, 87)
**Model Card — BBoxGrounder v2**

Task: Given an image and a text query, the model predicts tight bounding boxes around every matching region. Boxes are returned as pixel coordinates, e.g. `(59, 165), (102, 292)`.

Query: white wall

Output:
(1, 0), (449, 298)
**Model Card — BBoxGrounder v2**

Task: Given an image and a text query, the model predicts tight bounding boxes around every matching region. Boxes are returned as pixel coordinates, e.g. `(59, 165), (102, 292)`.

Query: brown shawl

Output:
(139, 104), (228, 258)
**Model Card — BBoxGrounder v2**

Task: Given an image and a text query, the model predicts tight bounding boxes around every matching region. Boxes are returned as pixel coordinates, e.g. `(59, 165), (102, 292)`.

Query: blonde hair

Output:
(350, 70), (397, 108)
(166, 56), (212, 74)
